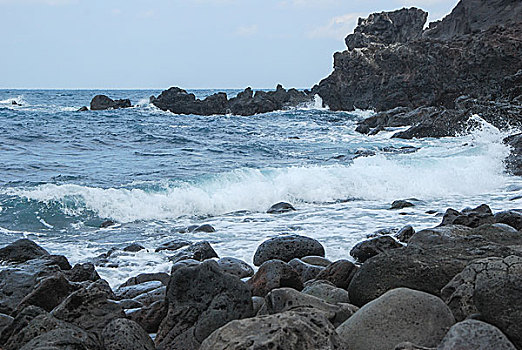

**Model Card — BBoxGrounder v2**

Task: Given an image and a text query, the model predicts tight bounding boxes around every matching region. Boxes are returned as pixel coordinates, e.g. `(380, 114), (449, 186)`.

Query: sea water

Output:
(1, 89), (521, 287)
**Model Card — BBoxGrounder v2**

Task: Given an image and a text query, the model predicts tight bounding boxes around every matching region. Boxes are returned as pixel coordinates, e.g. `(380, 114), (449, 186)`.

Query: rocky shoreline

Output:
(1, 202), (522, 349)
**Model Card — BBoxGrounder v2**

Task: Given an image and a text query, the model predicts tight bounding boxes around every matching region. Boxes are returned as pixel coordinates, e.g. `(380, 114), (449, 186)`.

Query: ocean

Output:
(1, 89), (520, 287)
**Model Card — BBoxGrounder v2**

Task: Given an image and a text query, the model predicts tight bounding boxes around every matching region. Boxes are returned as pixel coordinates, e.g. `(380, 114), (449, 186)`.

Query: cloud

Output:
(307, 13), (361, 40)
(235, 24), (259, 37)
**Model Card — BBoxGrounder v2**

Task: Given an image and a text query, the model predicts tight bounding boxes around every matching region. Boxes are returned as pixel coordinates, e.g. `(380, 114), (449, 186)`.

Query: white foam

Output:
(0, 95), (26, 108)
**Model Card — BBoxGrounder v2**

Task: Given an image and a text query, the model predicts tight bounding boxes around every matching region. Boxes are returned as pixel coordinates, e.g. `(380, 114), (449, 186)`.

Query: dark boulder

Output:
(126, 299), (167, 333)
(315, 260), (358, 290)
(200, 310), (345, 350)
(395, 225), (416, 243)
(122, 243), (145, 252)
(247, 259), (303, 297)
(302, 280), (351, 304)
(119, 272), (170, 288)
(288, 258), (324, 282)
(0, 313), (13, 334)
(156, 260), (253, 349)
(253, 234), (325, 266)
(391, 200), (415, 210)
(216, 257), (254, 278)
(178, 224), (216, 233)
(51, 279), (125, 339)
(102, 318), (155, 350)
(267, 201), (296, 214)
(65, 263), (101, 283)
(350, 236), (403, 263)
(494, 210), (522, 230)
(114, 281), (163, 300)
(19, 327), (101, 350)
(90, 95), (131, 111)
(167, 241), (218, 263)
(0, 239), (49, 263)
(337, 288), (455, 350)
(77, 106), (89, 112)
(155, 239), (191, 252)
(440, 204), (494, 228)
(16, 273), (77, 313)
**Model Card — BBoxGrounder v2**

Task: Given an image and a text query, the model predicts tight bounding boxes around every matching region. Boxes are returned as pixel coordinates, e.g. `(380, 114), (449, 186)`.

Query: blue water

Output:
(1, 89), (521, 286)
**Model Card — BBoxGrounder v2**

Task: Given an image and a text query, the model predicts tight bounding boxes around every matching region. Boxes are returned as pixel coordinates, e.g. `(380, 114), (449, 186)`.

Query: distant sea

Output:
(1, 89), (520, 286)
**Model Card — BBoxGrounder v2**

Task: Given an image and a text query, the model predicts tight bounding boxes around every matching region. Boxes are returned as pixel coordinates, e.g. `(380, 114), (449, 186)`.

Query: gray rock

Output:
(247, 259), (303, 297)
(51, 279), (125, 339)
(494, 210), (522, 230)
(395, 225), (416, 243)
(90, 95), (131, 110)
(65, 263), (100, 283)
(0, 239), (49, 263)
(437, 319), (516, 350)
(216, 257), (254, 278)
(315, 260), (358, 290)
(302, 280), (351, 304)
(253, 234), (325, 266)
(155, 239), (191, 252)
(200, 310), (345, 350)
(155, 260), (253, 350)
(301, 256), (332, 267)
(117, 299), (142, 309)
(178, 224), (216, 233)
(119, 272), (170, 288)
(288, 258), (324, 282)
(264, 288), (358, 327)
(16, 273), (77, 313)
(0, 306), (46, 347)
(391, 200), (415, 210)
(102, 318), (155, 350)
(77, 106), (89, 112)
(122, 243), (145, 252)
(132, 286), (166, 306)
(126, 299), (167, 334)
(167, 241), (218, 263)
(170, 259), (201, 274)
(115, 281), (163, 300)
(252, 296), (265, 315)
(440, 204), (494, 228)
(337, 288), (455, 350)
(267, 202), (296, 214)
(19, 327), (101, 350)
(350, 236), (403, 263)
(0, 313), (13, 334)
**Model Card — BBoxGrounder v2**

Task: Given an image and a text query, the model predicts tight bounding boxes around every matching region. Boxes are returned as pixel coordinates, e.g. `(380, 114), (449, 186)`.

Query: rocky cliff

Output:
(312, 0), (522, 112)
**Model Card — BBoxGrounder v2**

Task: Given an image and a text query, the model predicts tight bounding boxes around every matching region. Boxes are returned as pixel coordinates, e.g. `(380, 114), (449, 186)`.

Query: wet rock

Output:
(267, 201), (296, 214)
(200, 310), (345, 350)
(350, 236), (403, 263)
(437, 319), (516, 350)
(178, 224), (216, 233)
(315, 260), (358, 290)
(337, 288), (455, 350)
(117, 299), (142, 309)
(123, 243), (145, 252)
(247, 259), (303, 297)
(90, 95), (131, 111)
(102, 318), (155, 350)
(253, 234), (325, 266)
(264, 288), (358, 327)
(216, 257), (254, 278)
(155, 239), (191, 252)
(167, 241), (218, 263)
(77, 106), (88, 112)
(494, 210), (522, 230)
(440, 204), (494, 228)
(170, 259), (201, 274)
(288, 258), (324, 282)
(396, 225), (416, 243)
(0, 239), (50, 263)
(2, 310), (99, 350)
(0, 313), (13, 334)
(16, 273), (77, 313)
(251, 296), (264, 315)
(126, 299), (167, 334)
(119, 272), (170, 288)
(348, 225), (522, 306)
(391, 200), (415, 210)
(367, 227), (400, 238)
(100, 220), (116, 228)
(51, 279), (125, 338)
(132, 286), (166, 307)
(302, 280), (351, 304)
(0, 259), (61, 315)
(65, 262), (100, 282)
(301, 255), (332, 267)
(0, 306), (46, 346)
(115, 281), (163, 300)
(156, 260), (253, 350)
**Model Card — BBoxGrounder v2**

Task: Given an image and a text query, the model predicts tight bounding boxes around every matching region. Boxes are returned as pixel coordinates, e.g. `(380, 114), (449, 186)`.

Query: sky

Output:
(0, 0), (459, 89)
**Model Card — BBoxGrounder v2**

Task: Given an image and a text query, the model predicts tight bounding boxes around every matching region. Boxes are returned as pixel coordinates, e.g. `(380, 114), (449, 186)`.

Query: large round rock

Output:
(337, 288), (455, 350)
(102, 318), (155, 350)
(247, 260), (303, 297)
(200, 310), (345, 350)
(438, 319), (517, 350)
(253, 235), (325, 266)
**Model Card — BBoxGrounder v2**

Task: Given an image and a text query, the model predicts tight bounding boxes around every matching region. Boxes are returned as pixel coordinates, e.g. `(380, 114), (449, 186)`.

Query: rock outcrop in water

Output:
(150, 85), (313, 116)
(90, 95), (132, 111)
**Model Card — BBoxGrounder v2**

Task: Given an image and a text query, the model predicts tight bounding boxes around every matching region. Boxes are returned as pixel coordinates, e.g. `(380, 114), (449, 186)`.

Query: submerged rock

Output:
(267, 202), (296, 214)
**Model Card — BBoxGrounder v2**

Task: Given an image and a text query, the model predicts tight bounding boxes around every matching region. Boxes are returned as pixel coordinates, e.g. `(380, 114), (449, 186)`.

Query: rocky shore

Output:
(2, 202), (522, 349)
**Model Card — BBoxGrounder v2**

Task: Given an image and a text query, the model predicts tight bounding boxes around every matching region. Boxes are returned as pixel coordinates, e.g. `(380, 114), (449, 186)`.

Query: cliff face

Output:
(313, 0), (522, 112)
